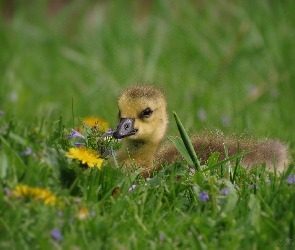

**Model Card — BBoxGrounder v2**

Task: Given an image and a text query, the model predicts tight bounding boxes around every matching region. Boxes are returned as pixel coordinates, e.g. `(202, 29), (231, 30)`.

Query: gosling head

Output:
(113, 85), (168, 145)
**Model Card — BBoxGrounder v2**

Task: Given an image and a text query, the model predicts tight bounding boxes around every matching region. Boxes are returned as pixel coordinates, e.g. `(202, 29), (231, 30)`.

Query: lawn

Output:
(1, 1), (295, 249)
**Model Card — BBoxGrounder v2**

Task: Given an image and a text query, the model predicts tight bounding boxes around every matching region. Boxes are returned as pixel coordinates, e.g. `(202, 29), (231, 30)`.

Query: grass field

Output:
(1, 1), (295, 249)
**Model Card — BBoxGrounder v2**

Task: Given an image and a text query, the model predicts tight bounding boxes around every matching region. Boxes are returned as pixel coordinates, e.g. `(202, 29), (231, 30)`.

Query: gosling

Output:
(113, 85), (290, 177)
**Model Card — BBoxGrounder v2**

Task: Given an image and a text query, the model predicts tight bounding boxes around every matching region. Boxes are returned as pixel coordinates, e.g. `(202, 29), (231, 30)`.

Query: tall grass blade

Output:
(173, 112), (200, 170)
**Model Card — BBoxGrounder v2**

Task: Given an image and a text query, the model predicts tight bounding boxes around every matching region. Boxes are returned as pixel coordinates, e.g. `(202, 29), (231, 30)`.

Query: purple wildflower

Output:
(247, 84), (259, 98)
(0, 126), (8, 134)
(101, 146), (114, 158)
(67, 129), (85, 139)
(75, 197), (82, 203)
(50, 229), (62, 241)
(199, 191), (209, 202)
(222, 115), (231, 127)
(90, 210), (95, 217)
(102, 128), (114, 138)
(159, 233), (165, 242)
(20, 147), (32, 156)
(4, 187), (11, 196)
(128, 185), (137, 192)
(74, 142), (86, 147)
(69, 217), (75, 224)
(270, 88), (279, 98)
(220, 187), (229, 195)
(249, 184), (258, 190)
(188, 167), (195, 174)
(286, 174), (295, 185)
(0, 111), (4, 116)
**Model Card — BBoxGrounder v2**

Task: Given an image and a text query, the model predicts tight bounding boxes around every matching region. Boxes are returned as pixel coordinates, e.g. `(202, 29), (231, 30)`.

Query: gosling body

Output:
(113, 85), (290, 177)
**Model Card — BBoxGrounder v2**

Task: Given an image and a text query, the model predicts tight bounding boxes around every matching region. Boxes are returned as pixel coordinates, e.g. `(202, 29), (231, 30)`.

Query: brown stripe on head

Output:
(120, 84), (165, 101)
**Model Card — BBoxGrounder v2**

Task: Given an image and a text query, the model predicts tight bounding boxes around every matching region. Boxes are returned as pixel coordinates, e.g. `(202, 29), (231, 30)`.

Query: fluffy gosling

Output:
(113, 85), (290, 177)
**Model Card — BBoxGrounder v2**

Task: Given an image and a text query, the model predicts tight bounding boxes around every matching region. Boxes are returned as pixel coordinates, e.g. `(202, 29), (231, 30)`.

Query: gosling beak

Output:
(113, 118), (138, 139)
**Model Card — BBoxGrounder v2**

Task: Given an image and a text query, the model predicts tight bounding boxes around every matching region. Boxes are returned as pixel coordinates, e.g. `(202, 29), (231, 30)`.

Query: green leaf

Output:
(167, 136), (194, 166)
(173, 112), (200, 170)
(248, 194), (261, 232)
(120, 168), (143, 193)
(206, 152), (220, 166)
(201, 151), (249, 173)
(0, 136), (26, 186)
(8, 132), (27, 146)
(219, 181), (238, 216)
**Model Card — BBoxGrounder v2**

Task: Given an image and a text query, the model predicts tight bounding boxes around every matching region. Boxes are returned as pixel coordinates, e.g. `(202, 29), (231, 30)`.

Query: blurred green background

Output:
(1, 0), (295, 144)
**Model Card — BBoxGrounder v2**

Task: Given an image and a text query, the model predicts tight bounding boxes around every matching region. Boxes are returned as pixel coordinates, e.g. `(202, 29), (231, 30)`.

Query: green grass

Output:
(1, 0), (295, 249)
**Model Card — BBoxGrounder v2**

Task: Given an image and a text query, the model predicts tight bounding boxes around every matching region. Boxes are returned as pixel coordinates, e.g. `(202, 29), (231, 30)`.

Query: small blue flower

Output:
(199, 191), (209, 202)
(20, 147), (32, 156)
(128, 185), (137, 192)
(286, 174), (295, 185)
(220, 187), (229, 195)
(50, 229), (62, 241)
(67, 129), (85, 139)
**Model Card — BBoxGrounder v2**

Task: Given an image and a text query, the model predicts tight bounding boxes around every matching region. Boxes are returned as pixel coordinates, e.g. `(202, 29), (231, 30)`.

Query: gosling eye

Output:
(140, 107), (153, 118)
(118, 110), (121, 120)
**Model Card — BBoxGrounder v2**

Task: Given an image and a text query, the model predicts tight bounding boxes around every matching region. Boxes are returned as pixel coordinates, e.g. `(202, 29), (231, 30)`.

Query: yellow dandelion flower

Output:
(13, 184), (56, 206)
(65, 147), (104, 169)
(77, 116), (109, 132)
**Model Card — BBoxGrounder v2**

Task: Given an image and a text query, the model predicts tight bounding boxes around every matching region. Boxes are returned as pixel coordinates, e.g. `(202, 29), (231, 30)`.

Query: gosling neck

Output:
(117, 138), (161, 170)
